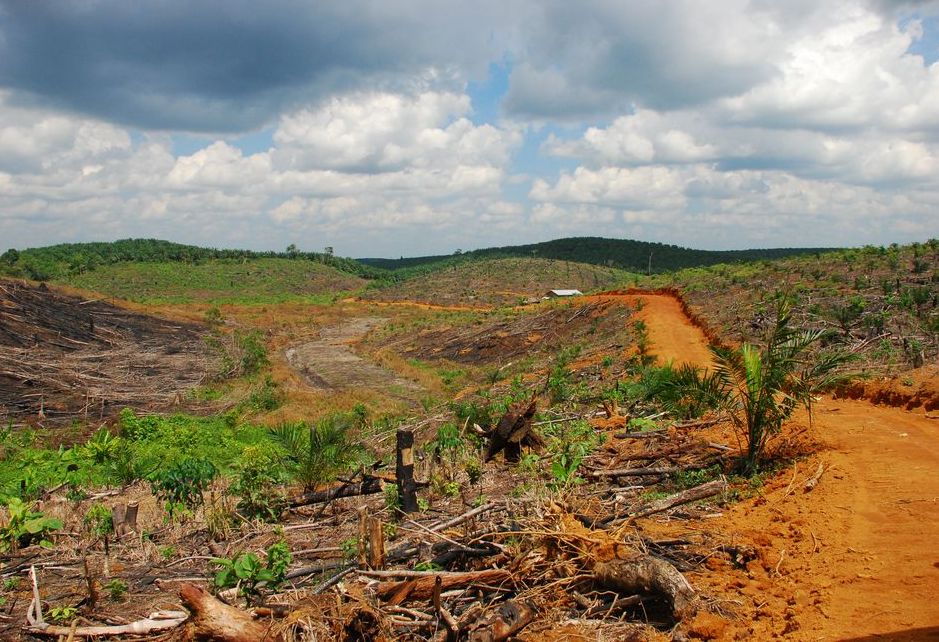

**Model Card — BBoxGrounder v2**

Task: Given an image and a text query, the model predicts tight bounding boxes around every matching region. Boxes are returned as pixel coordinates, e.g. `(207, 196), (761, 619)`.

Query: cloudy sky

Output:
(1, 1), (938, 257)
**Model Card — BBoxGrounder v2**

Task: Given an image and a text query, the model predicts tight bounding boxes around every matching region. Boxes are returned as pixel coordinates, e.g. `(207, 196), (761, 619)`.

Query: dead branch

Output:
(629, 479), (727, 520)
(25, 610), (188, 638)
(587, 466), (683, 478)
(376, 569), (512, 602)
(804, 463), (826, 492)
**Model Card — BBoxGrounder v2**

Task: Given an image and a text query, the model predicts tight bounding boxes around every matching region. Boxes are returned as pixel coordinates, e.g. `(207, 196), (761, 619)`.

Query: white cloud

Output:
(272, 92), (517, 172)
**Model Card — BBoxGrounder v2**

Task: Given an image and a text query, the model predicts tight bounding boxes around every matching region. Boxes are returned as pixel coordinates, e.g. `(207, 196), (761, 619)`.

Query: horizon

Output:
(6, 234), (863, 261)
(2, 2), (938, 255)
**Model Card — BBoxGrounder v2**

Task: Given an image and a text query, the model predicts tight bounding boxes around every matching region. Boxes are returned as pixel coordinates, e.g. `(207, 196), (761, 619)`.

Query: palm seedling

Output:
(665, 296), (854, 475)
(269, 413), (365, 491)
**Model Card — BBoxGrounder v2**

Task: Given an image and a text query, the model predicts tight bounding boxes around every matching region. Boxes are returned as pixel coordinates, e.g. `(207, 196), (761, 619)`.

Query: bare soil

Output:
(285, 317), (420, 395)
(601, 292), (939, 640)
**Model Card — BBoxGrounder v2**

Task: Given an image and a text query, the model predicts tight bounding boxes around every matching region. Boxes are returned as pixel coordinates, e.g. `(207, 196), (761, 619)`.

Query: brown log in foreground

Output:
(594, 555), (696, 621)
(467, 599), (537, 642)
(179, 583), (283, 642)
(377, 569), (512, 602)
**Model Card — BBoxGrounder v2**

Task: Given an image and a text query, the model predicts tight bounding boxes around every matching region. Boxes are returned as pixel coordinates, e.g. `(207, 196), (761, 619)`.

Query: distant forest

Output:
(359, 237), (839, 274)
(0, 236), (842, 283)
(0, 239), (383, 281)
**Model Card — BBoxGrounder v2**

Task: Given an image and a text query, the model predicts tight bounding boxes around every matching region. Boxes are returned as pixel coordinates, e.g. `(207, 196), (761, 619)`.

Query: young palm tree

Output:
(668, 297), (853, 475)
(269, 413), (365, 491)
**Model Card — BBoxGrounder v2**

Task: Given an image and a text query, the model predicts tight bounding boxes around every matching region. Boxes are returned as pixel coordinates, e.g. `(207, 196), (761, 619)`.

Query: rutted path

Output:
(589, 292), (714, 368)
(285, 317), (419, 393)
(610, 292), (939, 639)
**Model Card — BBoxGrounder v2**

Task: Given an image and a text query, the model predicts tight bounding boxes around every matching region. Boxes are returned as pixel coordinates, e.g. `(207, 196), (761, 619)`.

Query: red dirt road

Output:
(621, 293), (939, 639)
(589, 293), (715, 368)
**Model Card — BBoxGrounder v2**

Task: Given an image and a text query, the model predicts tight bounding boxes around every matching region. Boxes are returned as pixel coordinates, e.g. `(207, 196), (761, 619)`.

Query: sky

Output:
(1, 1), (938, 258)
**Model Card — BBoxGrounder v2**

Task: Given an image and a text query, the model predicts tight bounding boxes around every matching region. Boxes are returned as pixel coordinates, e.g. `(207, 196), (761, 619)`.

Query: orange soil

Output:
(611, 293), (939, 639)
(587, 293), (715, 368)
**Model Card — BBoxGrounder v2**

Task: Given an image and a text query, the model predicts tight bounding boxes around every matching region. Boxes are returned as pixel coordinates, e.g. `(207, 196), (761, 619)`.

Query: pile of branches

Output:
(0, 278), (213, 423)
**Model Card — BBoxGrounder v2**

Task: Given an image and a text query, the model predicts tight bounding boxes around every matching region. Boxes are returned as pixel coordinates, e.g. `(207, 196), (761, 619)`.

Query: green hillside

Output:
(61, 258), (367, 304)
(0, 238), (381, 282)
(360, 236), (839, 274)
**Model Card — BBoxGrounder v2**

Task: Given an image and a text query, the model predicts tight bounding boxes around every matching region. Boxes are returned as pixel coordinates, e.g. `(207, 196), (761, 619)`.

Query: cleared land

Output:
(0, 278), (213, 424)
(1, 247), (938, 641)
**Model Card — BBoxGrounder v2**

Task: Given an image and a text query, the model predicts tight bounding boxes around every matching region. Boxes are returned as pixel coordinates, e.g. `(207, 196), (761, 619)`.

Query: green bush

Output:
(0, 498), (62, 552)
(213, 540), (291, 602)
(149, 458), (218, 518)
(270, 414), (365, 491)
(228, 446), (286, 521)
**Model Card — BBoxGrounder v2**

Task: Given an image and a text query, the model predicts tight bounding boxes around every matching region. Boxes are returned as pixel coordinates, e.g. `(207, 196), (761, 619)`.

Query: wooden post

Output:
(367, 516), (385, 569)
(112, 501), (139, 537)
(396, 429), (418, 513)
(357, 507), (369, 568)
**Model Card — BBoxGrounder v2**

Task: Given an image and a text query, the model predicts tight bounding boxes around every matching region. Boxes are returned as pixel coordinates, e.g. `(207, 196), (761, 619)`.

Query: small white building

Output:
(545, 289), (583, 298)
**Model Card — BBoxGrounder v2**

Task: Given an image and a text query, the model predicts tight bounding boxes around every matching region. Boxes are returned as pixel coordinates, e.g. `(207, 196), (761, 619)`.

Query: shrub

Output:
(213, 540), (291, 602)
(0, 498), (62, 552)
(149, 457), (217, 518)
(270, 414), (365, 491)
(228, 446), (286, 521)
(665, 296), (855, 475)
(82, 503), (113, 539)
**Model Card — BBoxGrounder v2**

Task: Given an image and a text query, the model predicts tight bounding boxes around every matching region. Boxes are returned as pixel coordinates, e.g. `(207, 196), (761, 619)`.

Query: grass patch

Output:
(62, 258), (365, 304)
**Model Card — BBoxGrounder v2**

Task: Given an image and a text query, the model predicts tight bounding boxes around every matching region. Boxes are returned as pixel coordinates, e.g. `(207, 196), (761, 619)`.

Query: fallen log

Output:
(594, 556), (696, 622)
(599, 479), (726, 527)
(630, 479), (726, 520)
(467, 599), (536, 642)
(25, 610), (188, 638)
(376, 569), (512, 602)
(587, 466), (683, 478)
(179, 583), (283, 642)
(288, 475), (385, 507)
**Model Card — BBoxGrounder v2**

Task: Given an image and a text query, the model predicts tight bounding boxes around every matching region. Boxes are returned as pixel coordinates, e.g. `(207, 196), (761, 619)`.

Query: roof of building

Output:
(546, 289), (583, 296)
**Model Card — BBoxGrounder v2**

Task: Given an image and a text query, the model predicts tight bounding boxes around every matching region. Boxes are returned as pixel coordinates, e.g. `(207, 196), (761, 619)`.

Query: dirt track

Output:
(624, 293), (939, 639)
(589, 292), (715, 367)
(284, 317), (419, 394)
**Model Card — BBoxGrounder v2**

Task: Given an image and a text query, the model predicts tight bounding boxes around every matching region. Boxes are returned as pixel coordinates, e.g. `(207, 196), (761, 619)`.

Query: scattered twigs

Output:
(803, 463), (826, 493)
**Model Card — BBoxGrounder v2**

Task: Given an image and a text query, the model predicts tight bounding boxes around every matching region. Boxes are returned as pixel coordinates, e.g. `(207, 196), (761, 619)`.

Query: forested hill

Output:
(359, 237), (840, 273)
(0, 239), (381, 281)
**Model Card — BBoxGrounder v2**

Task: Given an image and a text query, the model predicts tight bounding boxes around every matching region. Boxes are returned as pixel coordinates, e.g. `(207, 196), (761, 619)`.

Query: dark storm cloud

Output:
(0, 0), (514, 132)
(504, 0), (779, 120)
